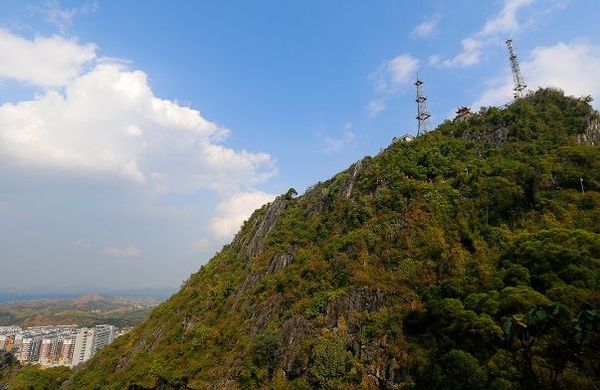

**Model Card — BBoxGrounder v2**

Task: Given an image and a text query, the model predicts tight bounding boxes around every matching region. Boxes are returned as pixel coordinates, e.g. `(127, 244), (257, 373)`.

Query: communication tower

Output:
(415, 76), (431, 136)
(505, 39), (527, 99)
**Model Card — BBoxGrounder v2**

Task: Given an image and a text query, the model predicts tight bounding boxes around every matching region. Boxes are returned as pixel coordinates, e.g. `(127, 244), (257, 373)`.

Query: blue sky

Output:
(0, 0), (599, 292)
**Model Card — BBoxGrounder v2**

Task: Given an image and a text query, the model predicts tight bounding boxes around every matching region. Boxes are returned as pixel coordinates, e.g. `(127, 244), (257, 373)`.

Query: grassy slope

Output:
(67, 89), (600, 389)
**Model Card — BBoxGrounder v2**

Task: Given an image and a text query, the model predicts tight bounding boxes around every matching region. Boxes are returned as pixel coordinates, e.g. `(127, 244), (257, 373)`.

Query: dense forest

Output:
(2, 89), (599, 389)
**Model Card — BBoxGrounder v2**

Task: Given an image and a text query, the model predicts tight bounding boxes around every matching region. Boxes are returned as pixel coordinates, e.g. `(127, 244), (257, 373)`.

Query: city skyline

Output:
(0, 324), (123, 368)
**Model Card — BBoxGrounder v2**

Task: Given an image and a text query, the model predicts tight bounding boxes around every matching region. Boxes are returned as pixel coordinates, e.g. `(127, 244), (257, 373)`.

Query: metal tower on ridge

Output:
(415, 75), (431, 136)
(505, 39), (527, 99)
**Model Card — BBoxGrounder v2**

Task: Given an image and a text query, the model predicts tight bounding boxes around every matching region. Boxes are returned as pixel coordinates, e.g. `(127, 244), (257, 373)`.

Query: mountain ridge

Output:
(0, 294), (161, 328)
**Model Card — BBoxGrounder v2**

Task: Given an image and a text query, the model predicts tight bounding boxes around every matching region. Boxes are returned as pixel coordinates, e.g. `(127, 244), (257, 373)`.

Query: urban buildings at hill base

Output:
(0, 325), (129, 368)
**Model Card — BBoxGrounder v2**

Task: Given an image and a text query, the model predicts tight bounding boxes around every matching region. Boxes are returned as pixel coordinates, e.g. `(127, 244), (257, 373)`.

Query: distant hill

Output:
(0, 288), (175, 304)
(0, 294), (163, 327)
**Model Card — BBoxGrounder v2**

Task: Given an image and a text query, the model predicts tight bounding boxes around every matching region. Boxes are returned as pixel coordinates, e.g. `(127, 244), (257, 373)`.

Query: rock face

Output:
(578, 116), (600, 145)
(232, 195), (288, 261)
(65, 90), (600, 390)
(461, 124), (509, 145)
(341, 160), (363, 199)
(268, 252), (294, 274)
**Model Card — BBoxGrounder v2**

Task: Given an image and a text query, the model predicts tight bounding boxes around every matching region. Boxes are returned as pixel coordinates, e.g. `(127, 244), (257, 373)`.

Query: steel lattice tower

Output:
(415, 76), (431, 136)
(505, 39), (527, 99)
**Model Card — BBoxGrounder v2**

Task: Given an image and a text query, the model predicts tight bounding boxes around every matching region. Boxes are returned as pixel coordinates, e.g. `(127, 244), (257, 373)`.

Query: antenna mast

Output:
(505, 39), (527, 99)
(415, 75), (431, 136)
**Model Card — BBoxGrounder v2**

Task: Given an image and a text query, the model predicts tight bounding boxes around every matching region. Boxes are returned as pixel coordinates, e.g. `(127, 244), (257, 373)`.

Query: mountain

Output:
(0, 294), (161, 328)
(0, 288), (175, 304)
(61, 89), (600, 389)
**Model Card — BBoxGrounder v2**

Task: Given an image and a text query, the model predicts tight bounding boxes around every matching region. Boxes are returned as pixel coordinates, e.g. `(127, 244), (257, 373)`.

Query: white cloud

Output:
(480, 0), (535, 36)
(366, 54), (418, 118)
(30, 0), (98, 33)
(0, 61), (275, 194)
(72, 239), (91, 249)
(388, 55), (420, 88)
(189, 238), (211, 254)
(0, 29), (279, 289)
(0, 28), (96, 87)
(473, 76), (514, 109)
(440, 38), (484, 68)
(103, 245), (140, 258)
(366, 99), (386, 117)
(436, 0), (536, 68)
(370, 54), (420, 93)
(209, 191), (276, 240)
(0, 29), (281, 284)
(317, 128), (356, 153)
(410, 15), (441, 39)
(473, 41), (600, 109)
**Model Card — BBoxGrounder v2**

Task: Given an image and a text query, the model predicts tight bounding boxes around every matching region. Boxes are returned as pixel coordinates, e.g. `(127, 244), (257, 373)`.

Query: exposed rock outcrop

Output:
(280, 315), (313, 377)
(324, 288), (384, 324)
(232, 195), (288, 261)
(267, 252), (294, 274)
(461, 125), (509, 146)
(303, 182), (334, 216)
(578, 116), (600, 145)
(274, 288), (387, 382)
(342, 160), (364, 198)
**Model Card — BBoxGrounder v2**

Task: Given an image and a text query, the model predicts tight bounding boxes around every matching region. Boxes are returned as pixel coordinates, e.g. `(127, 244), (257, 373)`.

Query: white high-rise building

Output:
(92, 325), (115, 354)
(39, 338), (64, 366)
(39, 338), (53, 365)
(18, 338), (33, 362)
(70, 325), (116, 367)
(71, 328), (95, 367)
(60, 338), (75, 366)
(18, 337), (41, 363)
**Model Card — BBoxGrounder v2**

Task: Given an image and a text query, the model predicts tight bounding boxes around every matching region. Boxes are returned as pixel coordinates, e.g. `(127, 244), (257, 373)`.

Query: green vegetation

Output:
(2, 366), (71, 390)
(60, 89), (599, 389)
(0, 352), (72, 390)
